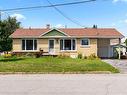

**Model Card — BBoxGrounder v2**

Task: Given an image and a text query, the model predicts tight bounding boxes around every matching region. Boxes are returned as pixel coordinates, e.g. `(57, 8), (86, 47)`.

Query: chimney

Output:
(65, 25), (67, 28)
(46, 24), (50, 29)
(29, 27), (32, 29)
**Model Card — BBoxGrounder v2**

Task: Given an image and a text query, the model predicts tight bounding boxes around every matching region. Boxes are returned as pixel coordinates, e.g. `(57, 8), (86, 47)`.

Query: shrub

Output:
(3, 53), (12, 58)
(57, 54), (70, 59)
(12, 52), (22, 57)
(83, 56), (87, 59)
(78, 53), (82, 59)
(87, 53), (99, 60)
(35, 52), (42, 58)
(12, 52), (43, 58)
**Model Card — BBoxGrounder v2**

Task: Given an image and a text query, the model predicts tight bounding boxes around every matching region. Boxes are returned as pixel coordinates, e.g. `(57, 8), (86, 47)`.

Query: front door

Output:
(49, 39), (55, 54)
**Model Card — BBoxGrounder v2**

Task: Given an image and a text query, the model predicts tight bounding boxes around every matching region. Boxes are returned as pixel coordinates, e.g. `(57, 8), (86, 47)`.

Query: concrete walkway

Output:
(103, 59), (127, 73)
(0, 74), (127, 95)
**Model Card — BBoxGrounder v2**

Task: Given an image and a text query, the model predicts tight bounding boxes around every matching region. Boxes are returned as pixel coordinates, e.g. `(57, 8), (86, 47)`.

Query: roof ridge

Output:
(17, 28), (116, 30)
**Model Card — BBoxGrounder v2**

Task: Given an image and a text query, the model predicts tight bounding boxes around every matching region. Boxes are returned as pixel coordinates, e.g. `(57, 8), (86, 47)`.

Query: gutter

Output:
(11, 35), (124, 39)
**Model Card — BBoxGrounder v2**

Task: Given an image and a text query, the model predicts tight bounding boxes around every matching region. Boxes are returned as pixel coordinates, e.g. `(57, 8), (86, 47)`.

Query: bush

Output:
(12, 52), (43, 58)
(23, 53), (36, 58)
(87, 53), (99, 60)
(35, 52), (42, 58)
(3, 53), (12, 58)
(83, 56), (87, 59)
(57, 54), (70, 59)
(78, 53), (83, 59)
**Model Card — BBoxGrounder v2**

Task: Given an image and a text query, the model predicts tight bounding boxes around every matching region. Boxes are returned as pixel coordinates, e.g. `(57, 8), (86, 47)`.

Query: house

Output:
(11, 25), (124, 58)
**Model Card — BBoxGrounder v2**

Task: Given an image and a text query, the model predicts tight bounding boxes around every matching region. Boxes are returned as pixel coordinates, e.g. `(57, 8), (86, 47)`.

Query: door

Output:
(49, 39), (55, 54)
(97, 39), (111, 58)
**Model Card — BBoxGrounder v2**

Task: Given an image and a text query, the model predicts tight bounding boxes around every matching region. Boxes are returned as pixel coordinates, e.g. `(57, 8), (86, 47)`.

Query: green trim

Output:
(43, 29), (66, 36)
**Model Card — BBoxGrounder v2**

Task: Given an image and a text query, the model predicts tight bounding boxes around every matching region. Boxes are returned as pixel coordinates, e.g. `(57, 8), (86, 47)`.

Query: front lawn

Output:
(0, 57), (119, 73)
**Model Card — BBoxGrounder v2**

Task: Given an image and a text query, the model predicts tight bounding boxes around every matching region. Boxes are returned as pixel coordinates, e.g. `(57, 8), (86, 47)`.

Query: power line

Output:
(46, 0), (86, 28)
(1, 0), (96, 12)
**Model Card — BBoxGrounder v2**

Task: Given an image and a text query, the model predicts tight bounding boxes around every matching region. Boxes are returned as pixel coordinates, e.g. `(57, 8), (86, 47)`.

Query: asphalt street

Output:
(0, 74), (127, 95)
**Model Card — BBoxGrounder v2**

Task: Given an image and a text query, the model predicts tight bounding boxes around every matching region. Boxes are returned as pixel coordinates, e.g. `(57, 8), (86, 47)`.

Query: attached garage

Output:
(97, 39), (113, 58)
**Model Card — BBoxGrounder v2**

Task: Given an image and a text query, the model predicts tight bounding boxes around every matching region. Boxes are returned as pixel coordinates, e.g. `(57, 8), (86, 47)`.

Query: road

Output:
(0, 74), (127, 95)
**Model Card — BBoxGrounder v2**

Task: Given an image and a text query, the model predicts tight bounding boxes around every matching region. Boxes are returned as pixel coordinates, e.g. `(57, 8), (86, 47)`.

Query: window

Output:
(60, 39), (76, 50)
(72, 39), (76, 50)
(65, 40), (71, 50)
(22, 40), (25, 50)
(60, 40), (63, 50)
(81, 39), (90, 46)
(26, 40), (33, 50)
(22, 39), (37, 50)
(34, 40), (37, 50)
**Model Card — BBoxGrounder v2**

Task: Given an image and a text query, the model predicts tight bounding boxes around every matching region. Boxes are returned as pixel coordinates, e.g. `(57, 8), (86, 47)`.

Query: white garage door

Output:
(98, 46), (108, 58)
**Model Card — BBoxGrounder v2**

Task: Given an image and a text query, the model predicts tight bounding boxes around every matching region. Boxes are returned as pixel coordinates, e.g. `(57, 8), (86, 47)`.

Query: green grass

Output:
(0, 56), (119, 73)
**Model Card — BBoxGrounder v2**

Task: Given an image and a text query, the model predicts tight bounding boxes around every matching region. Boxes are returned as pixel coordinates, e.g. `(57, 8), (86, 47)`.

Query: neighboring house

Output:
(11, 25), (124, 58)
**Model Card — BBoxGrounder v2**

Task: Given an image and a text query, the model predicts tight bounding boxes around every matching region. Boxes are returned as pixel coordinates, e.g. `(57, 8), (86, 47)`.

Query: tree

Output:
(0, 17), (20, 52)
(124, 39), (127, 52)
(125, 39), (127, 46)
(93, 24), (97, 29)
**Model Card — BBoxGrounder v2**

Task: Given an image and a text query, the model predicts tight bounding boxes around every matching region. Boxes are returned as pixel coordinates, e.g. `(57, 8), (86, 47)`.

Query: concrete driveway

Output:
(103, 59), (127, 73)
(0, 74), (127, 95)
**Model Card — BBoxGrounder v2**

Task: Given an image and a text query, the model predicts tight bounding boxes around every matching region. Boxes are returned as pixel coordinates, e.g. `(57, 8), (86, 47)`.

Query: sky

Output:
(0, 0), (127, 38)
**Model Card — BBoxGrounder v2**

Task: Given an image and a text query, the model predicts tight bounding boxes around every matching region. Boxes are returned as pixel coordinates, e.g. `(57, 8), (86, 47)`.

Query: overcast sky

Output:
(0, 0), (127, 37)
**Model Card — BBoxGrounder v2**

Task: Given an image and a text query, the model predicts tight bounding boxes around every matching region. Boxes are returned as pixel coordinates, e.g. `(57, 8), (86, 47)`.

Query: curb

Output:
(0, 71), (113, 75)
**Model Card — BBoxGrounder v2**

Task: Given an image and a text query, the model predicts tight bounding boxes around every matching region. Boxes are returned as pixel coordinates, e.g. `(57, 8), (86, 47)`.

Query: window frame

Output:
(60, 39), (77, 51)
(22, 39), (37, 51)
(81, 38), (90, 47)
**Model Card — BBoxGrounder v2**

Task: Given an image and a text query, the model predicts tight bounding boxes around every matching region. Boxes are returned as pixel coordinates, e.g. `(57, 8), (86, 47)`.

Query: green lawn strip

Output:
(0, 57), (119, 73)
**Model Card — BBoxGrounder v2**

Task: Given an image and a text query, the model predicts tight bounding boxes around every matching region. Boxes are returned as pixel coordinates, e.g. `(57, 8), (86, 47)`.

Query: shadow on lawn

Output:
(0, 58), (25, 62)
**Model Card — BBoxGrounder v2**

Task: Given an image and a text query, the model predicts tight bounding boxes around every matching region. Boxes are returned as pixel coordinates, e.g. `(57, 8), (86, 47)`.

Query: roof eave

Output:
(12, 36), (40, 38)
(11, 35), (124, 39)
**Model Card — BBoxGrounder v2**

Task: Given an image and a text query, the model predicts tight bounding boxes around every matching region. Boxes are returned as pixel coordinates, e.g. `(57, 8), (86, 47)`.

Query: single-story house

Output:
(11, 25), (124, 58)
